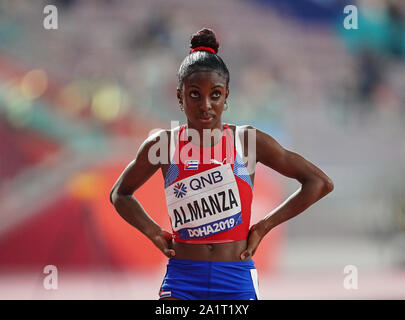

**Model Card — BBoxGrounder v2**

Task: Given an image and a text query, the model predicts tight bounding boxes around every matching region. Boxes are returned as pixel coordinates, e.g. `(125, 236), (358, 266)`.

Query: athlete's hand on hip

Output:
(151, 229), (176, 258)
(240, 222), (266, 260)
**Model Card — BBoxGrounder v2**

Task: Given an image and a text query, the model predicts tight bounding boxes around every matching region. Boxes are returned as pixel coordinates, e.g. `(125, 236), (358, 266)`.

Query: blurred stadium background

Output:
(0, 0), (404, 299)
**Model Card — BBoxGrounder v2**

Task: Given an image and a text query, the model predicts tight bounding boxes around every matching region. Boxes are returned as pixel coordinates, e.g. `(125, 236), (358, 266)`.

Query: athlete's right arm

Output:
(109, 130), (175, 258)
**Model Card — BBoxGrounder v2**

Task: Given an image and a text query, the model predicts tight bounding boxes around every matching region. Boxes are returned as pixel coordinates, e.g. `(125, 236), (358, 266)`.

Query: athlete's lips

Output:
(198, 114), (215, 120)
(199, 116), (214, 123)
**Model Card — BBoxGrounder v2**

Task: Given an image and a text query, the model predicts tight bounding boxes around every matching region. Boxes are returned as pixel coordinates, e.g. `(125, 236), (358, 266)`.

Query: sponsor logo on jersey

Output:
(173, 182), (187, 198)
(210, 158), (227, 165)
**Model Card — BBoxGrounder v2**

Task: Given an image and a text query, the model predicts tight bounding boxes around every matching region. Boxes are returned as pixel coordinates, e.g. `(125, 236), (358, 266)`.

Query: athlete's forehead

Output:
(183, 70), (227, 89)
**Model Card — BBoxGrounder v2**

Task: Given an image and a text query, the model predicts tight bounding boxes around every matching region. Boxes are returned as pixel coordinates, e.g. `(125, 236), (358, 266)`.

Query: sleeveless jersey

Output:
(163, 123), (254, 244)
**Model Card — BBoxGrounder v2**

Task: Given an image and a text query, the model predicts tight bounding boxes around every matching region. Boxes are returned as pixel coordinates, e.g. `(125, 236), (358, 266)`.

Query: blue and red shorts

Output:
(159, 258), (259, 300)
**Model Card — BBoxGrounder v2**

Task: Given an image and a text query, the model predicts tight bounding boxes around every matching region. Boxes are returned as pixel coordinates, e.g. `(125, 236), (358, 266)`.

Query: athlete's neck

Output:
(185, 122), (224, 147)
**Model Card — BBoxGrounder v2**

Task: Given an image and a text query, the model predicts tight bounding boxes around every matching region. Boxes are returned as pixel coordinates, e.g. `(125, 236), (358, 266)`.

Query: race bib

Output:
(165, 164), (242, 239)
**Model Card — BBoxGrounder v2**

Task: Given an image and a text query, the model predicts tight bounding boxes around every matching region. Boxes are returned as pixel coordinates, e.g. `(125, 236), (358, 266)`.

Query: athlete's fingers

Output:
(240, 249), (252, 260)
(158, 232), (175, 258)
(160, 229), (173, 241)
(162, 231), (175, 253)
(152, 230), (175, 258)
(160, 241), (175, 257)
(241, 241), (257, 259)
(163, 248), (176, 258)
(240, 225), (263, 260)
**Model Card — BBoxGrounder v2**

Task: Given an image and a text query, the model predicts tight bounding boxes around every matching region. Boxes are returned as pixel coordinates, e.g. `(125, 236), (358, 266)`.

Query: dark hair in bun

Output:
(177, 28), (229, 89)
(190, 28), (219, 54)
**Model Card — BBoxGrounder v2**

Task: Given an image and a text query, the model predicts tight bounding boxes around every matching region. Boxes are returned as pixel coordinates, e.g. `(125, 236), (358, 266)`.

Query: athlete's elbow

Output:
(110, 187), (135, 211)
(326, 177), (334, 193)
(109, 189), (115, 205)
(319, 176), (334, 196)
(110, 186), (119, 206)
(304, 175), (333, 199)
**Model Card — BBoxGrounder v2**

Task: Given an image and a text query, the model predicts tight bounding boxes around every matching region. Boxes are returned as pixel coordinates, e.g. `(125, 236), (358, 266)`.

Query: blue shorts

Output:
(159, 258), (259, 300)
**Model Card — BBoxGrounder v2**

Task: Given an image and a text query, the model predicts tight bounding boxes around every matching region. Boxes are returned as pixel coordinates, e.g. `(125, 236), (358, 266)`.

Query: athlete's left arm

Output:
(240, 126), (334, 260)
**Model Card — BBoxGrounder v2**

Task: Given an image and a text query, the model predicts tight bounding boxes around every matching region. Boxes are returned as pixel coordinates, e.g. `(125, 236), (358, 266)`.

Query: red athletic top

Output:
(164, 123), (254, 244)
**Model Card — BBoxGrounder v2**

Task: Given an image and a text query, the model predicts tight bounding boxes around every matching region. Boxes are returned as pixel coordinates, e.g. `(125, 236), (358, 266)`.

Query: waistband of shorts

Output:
(167, 257), (255, 268)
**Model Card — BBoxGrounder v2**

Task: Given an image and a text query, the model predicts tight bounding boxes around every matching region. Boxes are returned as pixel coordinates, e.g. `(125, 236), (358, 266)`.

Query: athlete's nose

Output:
(200, 96), (212, 111)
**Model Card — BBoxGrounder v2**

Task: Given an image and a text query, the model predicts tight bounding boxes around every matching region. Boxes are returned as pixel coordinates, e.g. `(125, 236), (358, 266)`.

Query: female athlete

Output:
(110, 28), (334, 300)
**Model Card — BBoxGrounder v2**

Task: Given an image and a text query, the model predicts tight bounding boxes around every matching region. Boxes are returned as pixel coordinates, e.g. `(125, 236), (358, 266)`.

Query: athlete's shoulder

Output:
(141, 125), (184, 159)
(137, 129), (169, 157)
(143, 128), (166, 145)
(227, 123), (256, 137)
(227, 123), (255, 129)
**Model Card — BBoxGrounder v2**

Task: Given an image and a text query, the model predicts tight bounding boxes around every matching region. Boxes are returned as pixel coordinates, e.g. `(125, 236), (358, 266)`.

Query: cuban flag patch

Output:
(184, 160), (199, 170)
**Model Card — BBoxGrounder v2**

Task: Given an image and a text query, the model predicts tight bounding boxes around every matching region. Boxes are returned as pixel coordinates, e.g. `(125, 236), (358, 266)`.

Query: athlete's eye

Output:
(190, 91), (200, 98)
(212, 90), (221, 98)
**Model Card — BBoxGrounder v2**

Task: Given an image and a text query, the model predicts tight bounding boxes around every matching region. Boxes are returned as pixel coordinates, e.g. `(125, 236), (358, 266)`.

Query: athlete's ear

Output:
(225, 87), (229, 99)
(177, 87), (183, 105)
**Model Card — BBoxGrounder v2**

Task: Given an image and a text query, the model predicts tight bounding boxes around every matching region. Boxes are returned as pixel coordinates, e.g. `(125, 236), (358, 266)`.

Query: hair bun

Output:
(190, 28), (219, 54)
